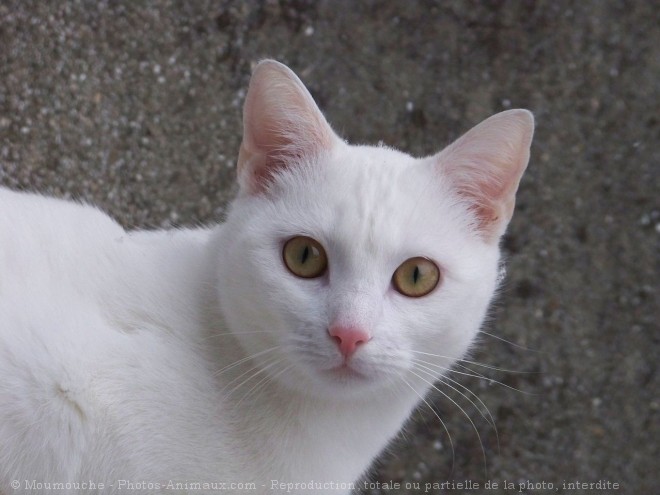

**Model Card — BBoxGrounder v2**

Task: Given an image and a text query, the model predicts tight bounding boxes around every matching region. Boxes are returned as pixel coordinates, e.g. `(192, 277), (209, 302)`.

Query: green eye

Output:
(283, 236), (328, 278)
(392, 257), (440, 297)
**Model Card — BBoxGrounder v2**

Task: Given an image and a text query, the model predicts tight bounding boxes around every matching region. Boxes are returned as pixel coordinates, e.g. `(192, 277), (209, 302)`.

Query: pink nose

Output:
(328, 325), (371, 359)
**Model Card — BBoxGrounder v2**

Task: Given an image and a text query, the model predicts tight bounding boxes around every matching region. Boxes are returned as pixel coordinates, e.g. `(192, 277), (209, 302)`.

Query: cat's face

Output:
(217, 145), (500, 398)
(214, 60), (533, 399)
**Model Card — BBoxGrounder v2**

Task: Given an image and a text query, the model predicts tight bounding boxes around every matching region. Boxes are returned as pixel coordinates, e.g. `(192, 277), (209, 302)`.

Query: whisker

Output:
(413, 361), (501, 453)
(199, 330), (276, 344)
(244, 363), (295, 407)
(453, 362), (536, 396)
(411, 357), (535, 396)
(411, 357), (499, 382)
(220, 353), (280, 393)
(437, 375), (500, 453)
(400, 376), (455, 475)
(223, 356), (284, 399)
(383, 376), (418, 444)
(409, 366), (488, 479)
(413, 361), (496, 429)
(410, 350), (537, 374)
(234, 361), (292, 408)
(213, 345), (279, 378)
(478, 329), (540, 353)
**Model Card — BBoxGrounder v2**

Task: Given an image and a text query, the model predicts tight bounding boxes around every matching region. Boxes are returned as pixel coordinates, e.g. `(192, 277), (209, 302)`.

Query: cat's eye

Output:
(283, 236), (328, 279)
(392, 257), (440, 298)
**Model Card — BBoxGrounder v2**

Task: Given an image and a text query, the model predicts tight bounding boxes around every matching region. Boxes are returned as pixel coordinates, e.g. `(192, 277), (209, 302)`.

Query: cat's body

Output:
(0, 188), (407, 487)
(0, 61), (533, 494)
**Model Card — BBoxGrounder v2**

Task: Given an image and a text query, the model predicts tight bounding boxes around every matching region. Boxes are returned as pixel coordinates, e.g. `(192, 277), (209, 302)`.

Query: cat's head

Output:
(215, 60), (533, 400)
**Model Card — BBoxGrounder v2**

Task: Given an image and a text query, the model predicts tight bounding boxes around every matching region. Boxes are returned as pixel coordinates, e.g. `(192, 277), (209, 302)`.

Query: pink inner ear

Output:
(463, 162), (519, 229)
(449, 160), (524, 241)
(246, 152), (298, 195)
(237, 60), (339, 195)
(435, 110), (534, 242)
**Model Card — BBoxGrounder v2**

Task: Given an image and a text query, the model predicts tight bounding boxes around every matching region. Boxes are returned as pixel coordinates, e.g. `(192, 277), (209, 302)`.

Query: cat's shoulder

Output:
(0, 186), (120, 222)
(0, 187), (128, 307)
(0, 186), (124, 241)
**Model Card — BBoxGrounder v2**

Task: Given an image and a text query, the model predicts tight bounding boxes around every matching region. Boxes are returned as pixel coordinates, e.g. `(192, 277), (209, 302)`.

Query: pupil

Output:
(413, 265), (420, 284)
(301, 246), (310, 264)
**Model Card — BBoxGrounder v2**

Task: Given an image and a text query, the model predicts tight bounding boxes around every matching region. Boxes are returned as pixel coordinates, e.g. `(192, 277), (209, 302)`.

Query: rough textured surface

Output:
(1, 1), (657, 493)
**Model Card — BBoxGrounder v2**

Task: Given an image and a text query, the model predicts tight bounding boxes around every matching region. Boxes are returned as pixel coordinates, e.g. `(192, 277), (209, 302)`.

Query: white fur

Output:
(0, 61), (533, 494)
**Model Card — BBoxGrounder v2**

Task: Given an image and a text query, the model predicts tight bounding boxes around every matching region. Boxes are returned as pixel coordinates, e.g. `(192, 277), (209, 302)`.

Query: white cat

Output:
(0, 60), (533, 494)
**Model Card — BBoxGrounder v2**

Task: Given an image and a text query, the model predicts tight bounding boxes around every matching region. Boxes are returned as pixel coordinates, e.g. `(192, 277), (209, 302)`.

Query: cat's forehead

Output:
(323, 146), (423, 226)
(325, 145), (415, 202)
(276, 145), (465, 267)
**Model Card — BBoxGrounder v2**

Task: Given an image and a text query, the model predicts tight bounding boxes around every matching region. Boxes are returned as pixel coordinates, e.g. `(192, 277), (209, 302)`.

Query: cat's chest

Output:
(229, 391), (414, 488)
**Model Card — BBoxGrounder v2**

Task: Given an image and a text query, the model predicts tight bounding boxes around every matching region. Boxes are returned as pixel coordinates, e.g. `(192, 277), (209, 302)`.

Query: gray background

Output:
(1, 1), (657, 493)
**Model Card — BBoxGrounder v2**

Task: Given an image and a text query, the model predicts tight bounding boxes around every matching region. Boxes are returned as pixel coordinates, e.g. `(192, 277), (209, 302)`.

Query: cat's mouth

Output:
(324, 364), (369, 381)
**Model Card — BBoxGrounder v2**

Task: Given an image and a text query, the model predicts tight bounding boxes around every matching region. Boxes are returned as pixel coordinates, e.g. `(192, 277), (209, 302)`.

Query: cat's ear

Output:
(237, 60), (340, 195)
(434, 109), (534, 243)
